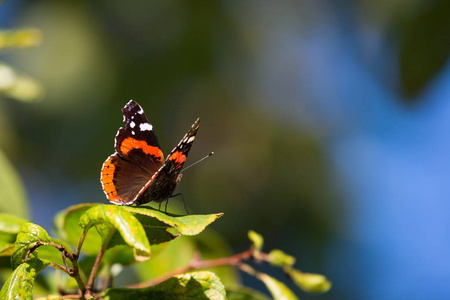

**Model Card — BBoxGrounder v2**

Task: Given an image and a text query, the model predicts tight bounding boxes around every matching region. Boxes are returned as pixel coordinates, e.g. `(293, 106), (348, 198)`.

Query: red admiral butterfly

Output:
(100, 100), (199, 210)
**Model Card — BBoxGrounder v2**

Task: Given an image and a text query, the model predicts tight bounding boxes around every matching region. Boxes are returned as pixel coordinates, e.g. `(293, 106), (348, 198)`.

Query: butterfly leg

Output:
(171, 193), (190, 215)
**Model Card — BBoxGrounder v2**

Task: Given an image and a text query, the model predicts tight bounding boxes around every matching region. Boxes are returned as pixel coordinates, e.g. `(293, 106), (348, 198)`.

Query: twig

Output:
(48, 241), (86, 295)
(24, 242), (43, 261)
(129, 247), (254, 288)
(75, 229), (88, 258)
(85, 246), (105, 292)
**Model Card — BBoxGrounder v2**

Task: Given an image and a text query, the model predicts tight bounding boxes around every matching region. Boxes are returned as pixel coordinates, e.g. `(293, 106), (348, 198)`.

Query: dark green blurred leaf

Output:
(123, 206), (223, 235)
(54, 203), (101, 255)
(267, 249), (295, 268)
(227, 286), (270, 300)
(0, 29), (42, 50)
(399, 0), (450, 99)
(79, 205), (151, 262)
(102, 245), (137, 267)
(288, 269), (331, 293)
(12, 223), (51, 268)
(0, 258), (49, 300)
(102, 271), (226, 300)
(0, 150), (29, 218)
(259, 273), (297, 300)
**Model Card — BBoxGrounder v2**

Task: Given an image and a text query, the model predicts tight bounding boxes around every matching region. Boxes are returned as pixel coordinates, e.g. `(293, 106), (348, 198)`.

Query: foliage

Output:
(0, 202), (330, 299)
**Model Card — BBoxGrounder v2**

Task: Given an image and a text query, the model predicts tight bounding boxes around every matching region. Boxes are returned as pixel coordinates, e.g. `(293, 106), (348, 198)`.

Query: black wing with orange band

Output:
(101, 100), (165, 205)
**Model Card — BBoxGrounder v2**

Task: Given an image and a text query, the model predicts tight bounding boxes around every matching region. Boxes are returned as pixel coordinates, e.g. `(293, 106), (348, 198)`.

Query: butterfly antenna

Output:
(181, 152), (214, 172)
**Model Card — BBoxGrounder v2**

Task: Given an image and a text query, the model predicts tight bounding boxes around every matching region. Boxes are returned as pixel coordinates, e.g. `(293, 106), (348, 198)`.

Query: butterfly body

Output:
(100, 100), (199, 207)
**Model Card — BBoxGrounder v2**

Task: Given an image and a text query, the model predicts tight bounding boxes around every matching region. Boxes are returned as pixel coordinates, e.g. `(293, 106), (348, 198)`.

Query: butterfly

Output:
(100, 100), (199, 212)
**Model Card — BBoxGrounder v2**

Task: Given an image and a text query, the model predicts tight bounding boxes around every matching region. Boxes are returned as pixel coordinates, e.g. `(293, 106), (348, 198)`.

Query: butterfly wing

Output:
(133, 118), (200, 204)
(101, 100), (165, 205)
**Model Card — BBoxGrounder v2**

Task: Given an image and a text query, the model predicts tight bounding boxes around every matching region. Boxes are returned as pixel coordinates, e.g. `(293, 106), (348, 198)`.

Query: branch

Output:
(129, 247), (254, 288)
(85, 246), (105, 293)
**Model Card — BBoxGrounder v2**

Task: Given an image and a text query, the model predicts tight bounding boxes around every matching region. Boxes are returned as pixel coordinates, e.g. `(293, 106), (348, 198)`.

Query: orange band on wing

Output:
(120, 137), (163, 161)
(168, 151), (186, 168)
(100, 156), (119, 201)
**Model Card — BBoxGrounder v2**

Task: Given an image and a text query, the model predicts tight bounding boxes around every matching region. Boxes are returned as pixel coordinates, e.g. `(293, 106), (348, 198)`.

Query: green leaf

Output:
(227, 286), (271, 300)
(107, 213), (179, 250)
(0, 29), (42, 50)
(288, 269), (331, 293)
(267, 249), (295, 268)
(0, 242), (15, 256)
(0, 213), (28, 252)
(102, 271), (226, 300)
(0, 213), (28, 235)
(79, 205), (151, 261)
(0, 258), (49, 300)
(259, 273), (297, 300)
(12, 223), (51, 268)
(124, 206), (223, 235)
(247, 230), (263, 252)
(54, 203), (101, 255)
(0, 63), (43, 102)
(0, 150), (29, 218)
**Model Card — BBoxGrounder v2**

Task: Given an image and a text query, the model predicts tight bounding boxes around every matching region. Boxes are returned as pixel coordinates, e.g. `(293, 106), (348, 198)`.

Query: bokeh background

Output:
(1, 0), (450, 299)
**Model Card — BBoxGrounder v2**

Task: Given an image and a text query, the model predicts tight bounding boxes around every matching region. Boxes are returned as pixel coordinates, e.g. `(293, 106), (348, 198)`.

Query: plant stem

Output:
(48, 241), (87, 295)
(86, 246), (105, 292)
(75, 228), (88, 258)
(130, 247), (254, 288)
(48, 261), (69, 273)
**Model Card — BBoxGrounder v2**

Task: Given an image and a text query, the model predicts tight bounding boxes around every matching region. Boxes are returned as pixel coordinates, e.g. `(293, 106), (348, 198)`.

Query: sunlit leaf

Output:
(0, 258), (49, 300)
(227, 286), (271, 300)
(267, 249), (295, 268)
(0, 29), (42, 50)
(288, 269), (331, 293)
(247, 230), (263, 256)
(0, 63), (43, 102)
(102, 271), (226, 300)
(12, 223), (51, 268)
(259, 273), (297, 300)
(107, 213), (179, 250)
(124, 206), (223, 235)
(79, 205), (151, 262)
(0, 150), (29, 218)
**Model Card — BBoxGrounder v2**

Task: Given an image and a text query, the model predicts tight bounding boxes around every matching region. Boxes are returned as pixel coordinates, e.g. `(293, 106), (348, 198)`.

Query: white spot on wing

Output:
(140, 123), (153, 131)
(130, 121), (135, 128)
(138, 107), (144, 114)
(132, 131), (135, 135)
(187, 136), (195, 143)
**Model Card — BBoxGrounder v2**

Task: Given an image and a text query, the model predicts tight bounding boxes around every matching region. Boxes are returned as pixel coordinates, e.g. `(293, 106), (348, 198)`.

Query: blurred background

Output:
(1, 0), (450, 299)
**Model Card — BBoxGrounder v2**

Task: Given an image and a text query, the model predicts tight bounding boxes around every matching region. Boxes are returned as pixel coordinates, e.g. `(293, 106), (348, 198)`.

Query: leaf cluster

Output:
(0, 206), (330, 299)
